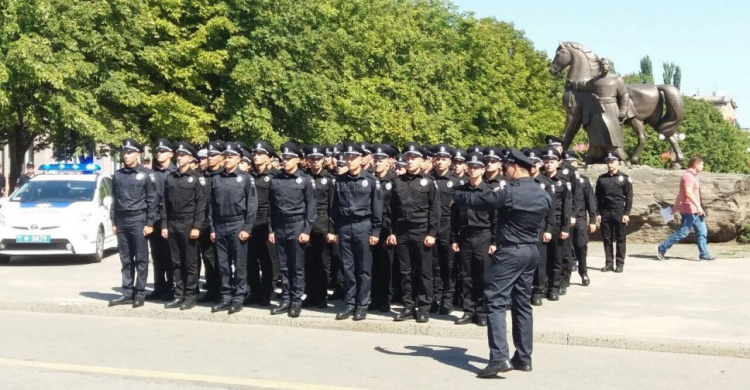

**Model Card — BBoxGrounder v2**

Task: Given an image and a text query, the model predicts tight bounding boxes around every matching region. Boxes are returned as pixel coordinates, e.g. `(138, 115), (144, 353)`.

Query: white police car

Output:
(0, 163), (117, 264)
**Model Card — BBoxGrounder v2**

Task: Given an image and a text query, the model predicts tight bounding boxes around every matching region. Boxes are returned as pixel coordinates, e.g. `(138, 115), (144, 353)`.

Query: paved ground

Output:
(1, 311), (749, 390)
(0, 242), (748, 358)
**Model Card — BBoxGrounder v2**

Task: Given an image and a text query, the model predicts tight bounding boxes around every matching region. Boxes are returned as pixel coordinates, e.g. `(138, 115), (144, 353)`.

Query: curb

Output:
(2, 299), (747, 359)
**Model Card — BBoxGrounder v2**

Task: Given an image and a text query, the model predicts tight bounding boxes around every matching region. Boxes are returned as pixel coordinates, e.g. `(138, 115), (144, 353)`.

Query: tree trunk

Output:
(8, 124), (32, 194)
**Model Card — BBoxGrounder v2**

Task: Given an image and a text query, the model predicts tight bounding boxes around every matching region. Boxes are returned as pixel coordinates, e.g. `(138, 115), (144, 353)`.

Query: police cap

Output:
(304, 144), (325, 158)
(280, 142), (303, 158)
(465, 151), (486, 167)
(154, 138), (174, 153)
(403, 142), (425, 158)
(433, 143), (453, 158)
(505, 148), (535, 170)
(545, 135), (564, 147)
(122, 138), (143, 153)
(542, 147), (562, 161)
(174, 141), (196, 158)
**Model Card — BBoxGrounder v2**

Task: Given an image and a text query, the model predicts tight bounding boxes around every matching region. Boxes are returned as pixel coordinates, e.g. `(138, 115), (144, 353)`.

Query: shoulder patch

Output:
(149, 173), (155, 182)
(199, 177), (206, 186)
(540, 183), (546, 190)
(136, 173), (145, 181)
(566, 182), (572, 191)
(375, 181), (381, 190)
(579, 178), (584, 184)
(310, 178), (316, 189)
(575, 171), (580, 179)
(362, 180), (368, 188)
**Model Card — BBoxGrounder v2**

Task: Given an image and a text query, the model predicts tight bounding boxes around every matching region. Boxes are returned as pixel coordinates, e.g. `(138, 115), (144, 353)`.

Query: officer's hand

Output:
(588, 224), (597, 234)
(424, 235), (436, 247)
(369, 236), (379, 246)
(210, 232), (216, 243)
(239, 231), (250, 241)
(560, 231), (569, 240)
(543, 232), (552, 243)
(326, 233), (336, 243)
(451, 243), (459, 252)
(488, 245), (496, 255)
(622, 215), (630, 225)
(143, 225), (153, 236)
(161, 229), (168, 239)
(298, 233), (310, 244)
(268, 232), (275, 244)
(112, 226), (117, 235)
(386, 234), (396, 246)
(595, 215), (602, 224)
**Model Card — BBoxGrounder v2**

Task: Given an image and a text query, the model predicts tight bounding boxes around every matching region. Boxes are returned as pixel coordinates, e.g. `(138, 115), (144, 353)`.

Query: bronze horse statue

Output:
(549, 42), (685, 166)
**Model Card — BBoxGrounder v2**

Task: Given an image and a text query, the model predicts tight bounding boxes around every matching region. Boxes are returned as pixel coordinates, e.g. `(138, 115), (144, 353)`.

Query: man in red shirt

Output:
(657, 156), (715, 261)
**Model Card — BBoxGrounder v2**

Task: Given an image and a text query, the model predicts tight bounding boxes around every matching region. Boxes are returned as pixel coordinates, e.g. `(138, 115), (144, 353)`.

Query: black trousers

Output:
(167, 219), (200, 300)
(601, 211), (627, 266)
(328, 242), (344, 291)
(198, 226), (219, 299)
(339, 219), (373, 307)
(532, 237), (548, 297)
(458, 229), (491, 318)
(432, 229), (454, 307)
(247, 221), (276, 302)
(115, 214), (149, 299)
(371, 229), (394, 306)
(275, 219), (307, 305)
(148, 220), (173, 293)
(395, 227), (433, 311)
(214, 219), (248, 303)
(572, 218), (590, 276)
(545, 222), (564, 291)
(485, 244), (537, 366)
(561, 233), (574, 287)
(304, 220), (330, 303)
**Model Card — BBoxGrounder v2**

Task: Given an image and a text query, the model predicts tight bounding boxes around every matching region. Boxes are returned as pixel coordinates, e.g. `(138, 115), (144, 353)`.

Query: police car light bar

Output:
(40, 163), (101, 172)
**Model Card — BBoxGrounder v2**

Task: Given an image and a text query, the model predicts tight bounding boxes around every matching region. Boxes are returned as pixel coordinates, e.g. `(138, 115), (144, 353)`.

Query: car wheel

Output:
(0, 255), (9, 265)
(89, 227), (104, 263)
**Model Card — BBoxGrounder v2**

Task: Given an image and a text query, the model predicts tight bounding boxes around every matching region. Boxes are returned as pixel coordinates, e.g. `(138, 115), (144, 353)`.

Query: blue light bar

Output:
(40, 163), (101, 172)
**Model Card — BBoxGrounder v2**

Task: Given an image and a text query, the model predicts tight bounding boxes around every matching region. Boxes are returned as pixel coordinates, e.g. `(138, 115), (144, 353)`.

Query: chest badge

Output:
(296, 177), (302, 184)
(540, 183), (546, 190)
(187, 176), (194, 183)
(236, 176), (243, 183)
(446, 181), (453, 188)
(264, 176), (270, 183)
(420, 178), (428, 187)
(321, 178), (328, 185)
(618, 176), (624, 182)
(136, 173), (145, 180)
(199, 177), (206, 186)
(385, 182), (392, 191)
(362, 180), (368, 188)
(562, 168), (569, 175)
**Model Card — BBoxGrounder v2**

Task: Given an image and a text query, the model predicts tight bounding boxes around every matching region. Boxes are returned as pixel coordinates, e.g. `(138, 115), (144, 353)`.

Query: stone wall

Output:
(577, 164), (750, 243)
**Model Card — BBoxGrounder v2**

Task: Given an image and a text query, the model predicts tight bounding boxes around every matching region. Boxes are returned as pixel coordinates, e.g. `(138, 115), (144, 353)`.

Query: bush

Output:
(738, 221), (750, 244)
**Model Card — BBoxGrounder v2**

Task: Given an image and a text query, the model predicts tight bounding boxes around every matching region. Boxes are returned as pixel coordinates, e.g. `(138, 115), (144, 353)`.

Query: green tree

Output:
(662, 62), (676, 85)
(639, 55), (653, 84)
(673, 66), (682, 90)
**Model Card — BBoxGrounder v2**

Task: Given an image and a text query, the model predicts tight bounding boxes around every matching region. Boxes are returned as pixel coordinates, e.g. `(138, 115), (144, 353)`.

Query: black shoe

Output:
(164, 298), (183, 309)
(301, 298), (318, 308)
(271, 302), (290, 315)
(259, 299), (271, 307)
(559, 286), (567, 296)
(416, 311), (429, 323)
(211, 301), (231, 313)
(108, 296), (133, 307)
(394, 308), (415, 322)
(429, 301), (440, 314)
(601, 264), (614, 272)
(132, 296), (145, 308)
(353, 306), (367, 321)
(531, 296), (543, 306)
(336, 306), (356, 320)
(476, 317), (487, 327)
(581, 274), (590, 286)
(476, 361), (513, 378)
(316, 298), (328, 309)
(196, 293), (217, 303)
(179, 299), (196, 310)
(547, 290), (559, 301)
(329, 289), (344, 301)
(228, 301), (243, 314)
(379, 302), (391, 313)
(614, 265), (623, 273)
(438, 304), (453, 315)
(455, 313), (474, 325)
(160, 291), (174, 301)
(511, 358), (532, 372)
(144, 291), (163, 301)
(288, 305), (301, 318)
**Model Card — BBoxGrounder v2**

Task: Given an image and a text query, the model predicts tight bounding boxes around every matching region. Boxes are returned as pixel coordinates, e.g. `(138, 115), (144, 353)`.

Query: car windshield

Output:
(10, 180), (96, 203)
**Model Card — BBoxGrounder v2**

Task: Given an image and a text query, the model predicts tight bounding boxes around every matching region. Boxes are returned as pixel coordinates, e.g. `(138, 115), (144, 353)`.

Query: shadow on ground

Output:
(374, 345), (490, 375)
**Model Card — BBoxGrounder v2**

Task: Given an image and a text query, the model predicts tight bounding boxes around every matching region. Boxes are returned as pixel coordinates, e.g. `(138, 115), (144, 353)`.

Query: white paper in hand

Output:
(661, 207), (674, 223)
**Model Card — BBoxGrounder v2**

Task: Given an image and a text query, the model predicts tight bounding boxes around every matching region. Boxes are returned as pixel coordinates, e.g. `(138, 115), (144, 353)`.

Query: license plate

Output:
(16, 235), (51, 243)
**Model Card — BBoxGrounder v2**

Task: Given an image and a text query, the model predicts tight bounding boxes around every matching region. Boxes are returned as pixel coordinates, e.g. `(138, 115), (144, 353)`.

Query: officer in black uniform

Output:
(161, 142), (207, 310)
(245, 140), (279, 306)
(328, 147), (347, 301)
(197, 140), (225, 303)
(524, 148), (556, 306)
(541, 147), (572, 301)
(302, 144), (335, 309)
(331, 142), (383, 321)
(563, 150), (597, 286)
(595, 152), (633, 273)
(430, 143), (460, 315)
(208, 142), (258, 314)
(451, 148), (467, 180)
(146, 139), (177, 301)
(483, 147), (504, 190)
(370, 144), (397, 312)
(454, 148), (551, 377)
(389, 143), (440, 323)
(452, 151), (496, 326)
(269, 143), (317, 318)
(109, 139), (158, 308)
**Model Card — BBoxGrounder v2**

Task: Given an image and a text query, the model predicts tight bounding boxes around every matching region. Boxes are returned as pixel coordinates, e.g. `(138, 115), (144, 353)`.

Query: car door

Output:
(99, 177), (114, 244)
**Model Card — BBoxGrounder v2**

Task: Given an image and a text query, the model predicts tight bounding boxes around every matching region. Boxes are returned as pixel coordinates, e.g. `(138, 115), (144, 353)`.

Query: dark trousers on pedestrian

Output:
(248, 221), (276, 303)
(339, 219), (373, 308)
(148, 220), (173, 294)
(167, 219), (199, 300)
(432, 229), (454, 309)
(371, 229), (394, 307)
(572, 218), (590, 276)
(532, 238), (548, 298)
(485, 244), (537, 366)
(304, 216), (330, 304)
(458, 229), (491, 319)
(545, 223), (564, 292)
(601, 211), (626, 267)
(214, 218), (248, 304)
(275, 218), (307, 306)
(198, 226), (220, 299)
(395, 226), (433, 312)
(561, 234), (574, 287)
(115, 214), (149, 299)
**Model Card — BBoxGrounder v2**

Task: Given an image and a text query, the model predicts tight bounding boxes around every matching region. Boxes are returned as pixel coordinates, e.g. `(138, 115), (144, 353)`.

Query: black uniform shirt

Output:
(199, 168), (222, 230)
(377, 170), (397, 236)
(330, 170), (383, 237)
(390, 172), (441, 237)
(208, 169), (258, 233)
(545, 172), (573, 233)
(451, 180), (496, 243)
(595, 171), (633, 215)
(111, 164), (158, 226)
(432, 170), (461, 237)
(161, 168), (207, 230)
(308, 168), (335, 233)
(151, 163), (176, 223)
(268, 169), (317, 235)
(249, 166), (278, 223)
(578, 174), (598, 220)
(534, 175), (557, 234)
(558, 163), (583, 217)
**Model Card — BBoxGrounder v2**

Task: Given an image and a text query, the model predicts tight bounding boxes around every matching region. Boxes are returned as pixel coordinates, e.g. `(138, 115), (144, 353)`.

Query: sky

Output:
(451, 0), (749, 127)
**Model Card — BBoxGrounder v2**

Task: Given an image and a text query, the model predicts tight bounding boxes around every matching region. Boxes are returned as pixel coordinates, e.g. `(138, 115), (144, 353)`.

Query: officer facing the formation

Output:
(269, 143), (317, 318)
(208, 142), (258, 314)
(331, 142), (383, 321)
(197, 140), (225, 303)
(147, 139), (177, 301)
(595, 152), (633, 273)
(161, 142), (207, 310)
(109, 139), (158, 308)
(453, 148), (551, 378)
(563, 151), (597, 286)
(388, 142), (440, 323)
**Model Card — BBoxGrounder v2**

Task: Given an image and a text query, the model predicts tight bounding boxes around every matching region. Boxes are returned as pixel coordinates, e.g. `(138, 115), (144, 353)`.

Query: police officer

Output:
(483, 147), (504, 190)
(245, 140), (279, 306)
(208, 142), (258, 314)
(269, 143), (317, 318)
(541, 147), (572, 301)
(388, 143), (440, 323)
(109, 139), (158, 308)
(454, 149), (551, 377)
(197, 140), (225, 303)
(147, 139), (177, 301)
(328, 149), (348, 301)
(451, 148), (467, 180)
(595, 152), (633, 273)
(302, 144), (335, 309)
(431, 143), (460, 315)
(161, 142), (207, 310)
(563, 150), (597, 286)
(452, 151), (496, 326)
(370, 144), (397, 312)
(331, 142), (383, 321)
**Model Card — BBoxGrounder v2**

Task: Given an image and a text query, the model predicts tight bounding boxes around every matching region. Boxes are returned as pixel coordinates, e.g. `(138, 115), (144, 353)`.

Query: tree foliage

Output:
(639, 55), (653, 84)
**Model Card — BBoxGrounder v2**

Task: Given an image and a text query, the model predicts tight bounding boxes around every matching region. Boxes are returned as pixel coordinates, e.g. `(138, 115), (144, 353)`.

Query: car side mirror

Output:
(103, 196), (112, 207)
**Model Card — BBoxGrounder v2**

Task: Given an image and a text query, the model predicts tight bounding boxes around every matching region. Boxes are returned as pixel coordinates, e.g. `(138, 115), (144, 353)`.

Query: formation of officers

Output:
(107, 135), (634, 327)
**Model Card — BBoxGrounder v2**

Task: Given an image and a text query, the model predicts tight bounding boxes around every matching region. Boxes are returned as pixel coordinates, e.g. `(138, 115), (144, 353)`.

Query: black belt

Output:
(115, 210), (146, 216)
(498, 242), (536, 248)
